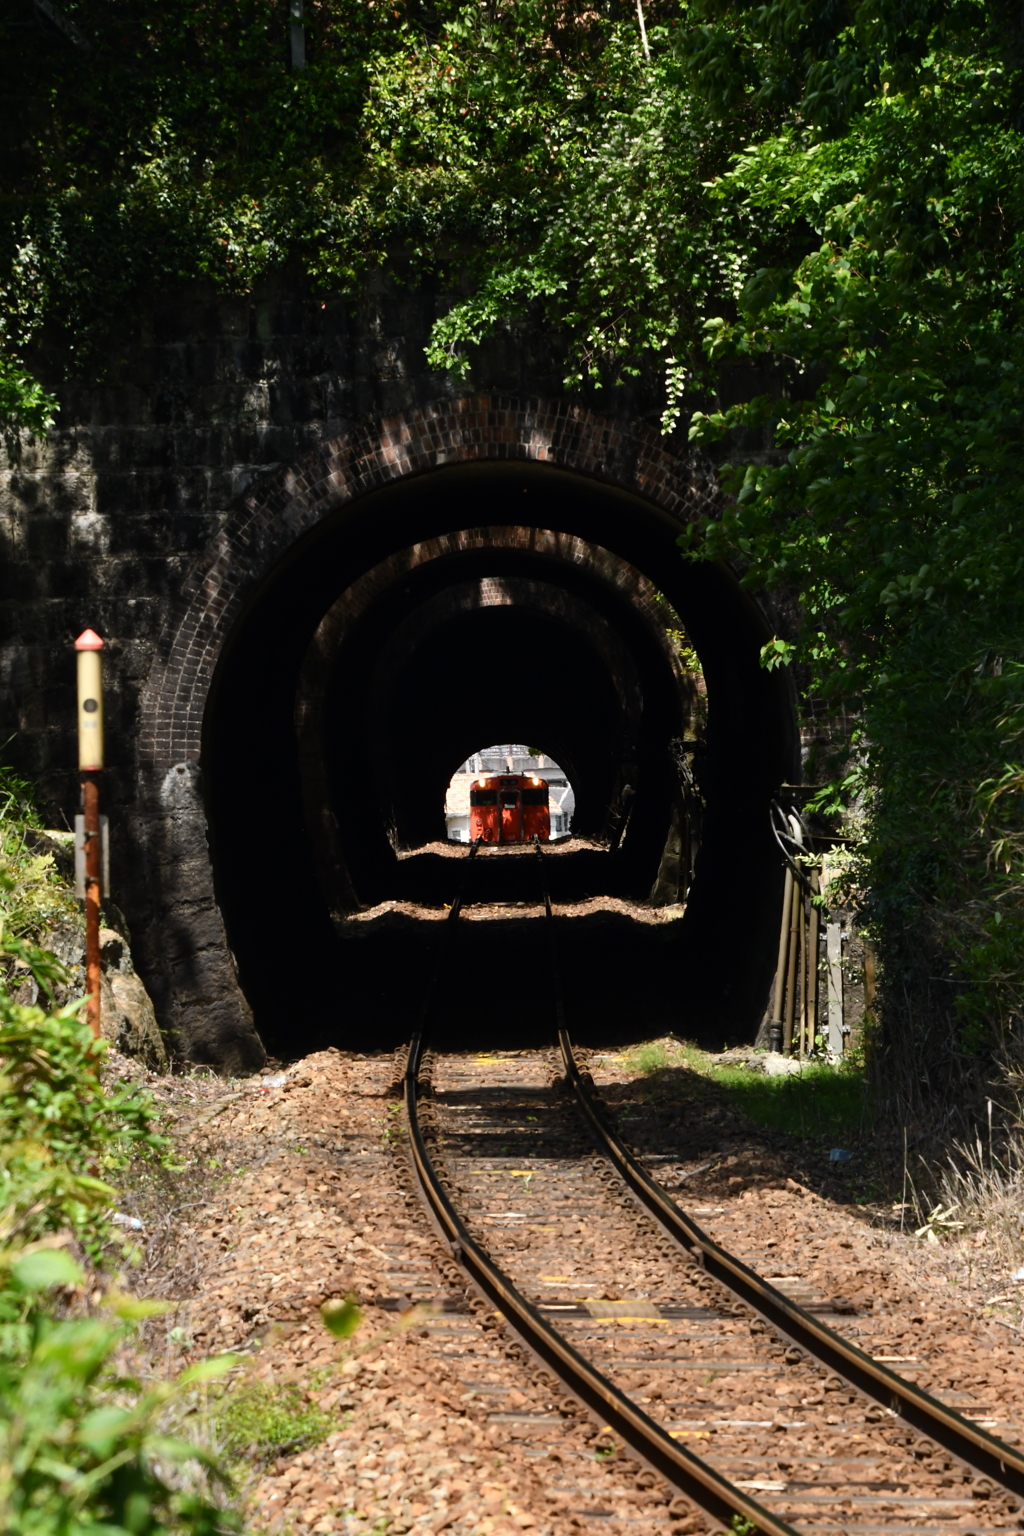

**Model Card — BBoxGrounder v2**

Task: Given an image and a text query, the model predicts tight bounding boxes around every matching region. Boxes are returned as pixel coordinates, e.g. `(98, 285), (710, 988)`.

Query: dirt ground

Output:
(113, 1045), (1024, 1534)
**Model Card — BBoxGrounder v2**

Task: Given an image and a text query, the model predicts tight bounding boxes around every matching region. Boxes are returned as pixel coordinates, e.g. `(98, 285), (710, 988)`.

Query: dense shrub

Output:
(0, 912), (241, 1534)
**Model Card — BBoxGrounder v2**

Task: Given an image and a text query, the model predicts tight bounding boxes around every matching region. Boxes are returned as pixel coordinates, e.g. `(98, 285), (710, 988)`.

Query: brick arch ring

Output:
(138, 395), (717, 787)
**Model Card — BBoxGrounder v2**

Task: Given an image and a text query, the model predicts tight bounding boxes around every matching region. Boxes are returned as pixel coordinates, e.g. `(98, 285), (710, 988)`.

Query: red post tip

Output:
(74, 628), (104, 651)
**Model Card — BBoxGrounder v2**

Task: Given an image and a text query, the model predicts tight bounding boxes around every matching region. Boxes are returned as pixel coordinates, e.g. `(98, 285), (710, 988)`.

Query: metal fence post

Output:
(75, 628), (104, 1039)
(826, 922), (844, 1055)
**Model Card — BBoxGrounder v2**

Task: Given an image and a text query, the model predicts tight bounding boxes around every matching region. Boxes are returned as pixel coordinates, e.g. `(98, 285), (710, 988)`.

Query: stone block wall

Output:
(2, 271), (713, 1070)
(1, 272), (666, 800)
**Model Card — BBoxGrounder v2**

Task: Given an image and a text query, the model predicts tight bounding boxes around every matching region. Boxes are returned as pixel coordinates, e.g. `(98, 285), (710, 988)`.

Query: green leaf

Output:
(176, 1353), (247, 1386)
(11, 1247), (83, 1291)
(108, 1294), (172, 1321)
(759, 637), (796, 671)
(320, 1296), (362, 1338)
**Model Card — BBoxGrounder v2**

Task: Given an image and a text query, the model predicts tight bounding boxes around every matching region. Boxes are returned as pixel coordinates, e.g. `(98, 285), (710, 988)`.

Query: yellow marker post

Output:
(75, 628), (104, 1039)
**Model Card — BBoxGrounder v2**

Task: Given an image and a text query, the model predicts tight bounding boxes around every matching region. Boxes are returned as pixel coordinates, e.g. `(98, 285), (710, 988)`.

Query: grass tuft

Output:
(214, 1377), (336, 1469)
(710, 1060), (868, 1143)
(621, 1035), (870, 1145)
(933, 1136), (1024, 1269)
(627, 1042), (670, 1077)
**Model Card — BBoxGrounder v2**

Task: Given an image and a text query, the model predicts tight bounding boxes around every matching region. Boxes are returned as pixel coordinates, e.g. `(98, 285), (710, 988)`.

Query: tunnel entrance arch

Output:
(136, 397), (797, 1071)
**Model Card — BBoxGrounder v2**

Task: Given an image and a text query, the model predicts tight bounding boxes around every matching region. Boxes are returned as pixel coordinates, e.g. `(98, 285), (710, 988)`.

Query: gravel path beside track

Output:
(135, 1050), (699, 1534)
(587, 1047), (1024, 1449)
(120, 1039), (1024, 1536)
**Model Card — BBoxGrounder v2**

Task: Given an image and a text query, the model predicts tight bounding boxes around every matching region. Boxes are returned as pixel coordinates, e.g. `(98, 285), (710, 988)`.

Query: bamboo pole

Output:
(783, 867), (801, 1054)
(770, 866), (793, 1052)
(864, 938), (877, 1016)
(797, 891), (807, 1061)
(807, 862), (821, 1054)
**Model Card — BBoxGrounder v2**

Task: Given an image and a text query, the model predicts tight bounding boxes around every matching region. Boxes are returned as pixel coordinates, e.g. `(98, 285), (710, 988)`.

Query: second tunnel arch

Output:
(137, 397), (799, 1068)
(293, 527), (696, 914)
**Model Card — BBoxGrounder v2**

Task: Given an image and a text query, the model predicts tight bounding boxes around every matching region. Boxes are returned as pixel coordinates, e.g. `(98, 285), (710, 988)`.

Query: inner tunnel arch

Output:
(293, 529), (689, 915)
(137, 398), (798, 1069)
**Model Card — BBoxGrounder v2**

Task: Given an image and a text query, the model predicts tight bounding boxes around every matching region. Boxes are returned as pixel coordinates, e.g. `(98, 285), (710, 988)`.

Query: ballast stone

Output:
(761, 1052), (804, 1077)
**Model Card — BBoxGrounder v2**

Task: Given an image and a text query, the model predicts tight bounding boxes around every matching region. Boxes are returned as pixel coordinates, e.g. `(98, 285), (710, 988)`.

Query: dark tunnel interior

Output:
(328, 600), (624, 874)
(201, 461), (798, 1060)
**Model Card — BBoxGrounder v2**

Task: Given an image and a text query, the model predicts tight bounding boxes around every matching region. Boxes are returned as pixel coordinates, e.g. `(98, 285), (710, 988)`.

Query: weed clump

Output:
(214, 1377), (337, 1469)
(0, 762), (77, 952)
(628, 1042), (669, 1077)
(0, 981), (244, 1534)
(0, 761), (242, 1535)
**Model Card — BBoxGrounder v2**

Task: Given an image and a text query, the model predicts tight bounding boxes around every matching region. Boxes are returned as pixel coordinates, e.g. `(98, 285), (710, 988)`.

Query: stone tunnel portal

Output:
(196, 457), (797, 1062)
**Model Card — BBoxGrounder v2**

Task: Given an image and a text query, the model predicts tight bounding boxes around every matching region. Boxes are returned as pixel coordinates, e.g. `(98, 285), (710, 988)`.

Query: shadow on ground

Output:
(292, 906), (745, 1058)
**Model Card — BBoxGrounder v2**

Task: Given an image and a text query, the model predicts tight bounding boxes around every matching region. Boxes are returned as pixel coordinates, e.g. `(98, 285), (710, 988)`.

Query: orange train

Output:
(469, 775), (550, 844)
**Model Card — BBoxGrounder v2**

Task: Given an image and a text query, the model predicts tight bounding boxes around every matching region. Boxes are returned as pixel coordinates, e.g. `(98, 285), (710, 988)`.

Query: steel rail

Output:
(556, 1027), (1024, 1500)
(403, 1044), (800, 1535)
(409, 838), (1024, 1528)
(403, 843), (801, 1536)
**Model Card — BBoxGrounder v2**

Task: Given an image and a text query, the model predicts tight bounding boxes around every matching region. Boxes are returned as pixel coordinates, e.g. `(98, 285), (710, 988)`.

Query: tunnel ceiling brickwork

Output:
(294, 524), (689, 817)
(295, 524), (688, 716)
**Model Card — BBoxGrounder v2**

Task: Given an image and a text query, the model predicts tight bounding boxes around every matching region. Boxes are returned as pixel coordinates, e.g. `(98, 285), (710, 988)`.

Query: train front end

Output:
(469, 775), (550, 844)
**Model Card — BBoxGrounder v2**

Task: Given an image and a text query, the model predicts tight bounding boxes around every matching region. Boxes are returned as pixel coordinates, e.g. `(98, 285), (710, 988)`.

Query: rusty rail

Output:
(405, 838), (1024, 1532)
(555, 1011), (1024, 1500)
(403, 842), (799, 1536)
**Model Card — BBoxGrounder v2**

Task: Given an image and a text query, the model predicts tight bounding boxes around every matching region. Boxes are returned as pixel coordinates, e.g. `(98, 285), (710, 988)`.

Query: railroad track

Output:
(400, 841), (1024, 1534)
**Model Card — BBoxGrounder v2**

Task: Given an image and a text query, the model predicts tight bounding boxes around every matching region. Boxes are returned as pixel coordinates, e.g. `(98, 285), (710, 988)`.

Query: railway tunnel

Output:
(179, 436), (798, 1066)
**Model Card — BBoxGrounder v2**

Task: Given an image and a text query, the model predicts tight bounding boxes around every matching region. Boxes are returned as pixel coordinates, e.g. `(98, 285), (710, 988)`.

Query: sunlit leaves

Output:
(678, 0), (1024, 1072)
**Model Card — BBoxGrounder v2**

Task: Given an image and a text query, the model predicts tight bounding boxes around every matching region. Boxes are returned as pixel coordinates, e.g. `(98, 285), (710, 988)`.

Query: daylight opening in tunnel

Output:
(201, 460), (797, 1059)
(446, 747), (574, 844)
